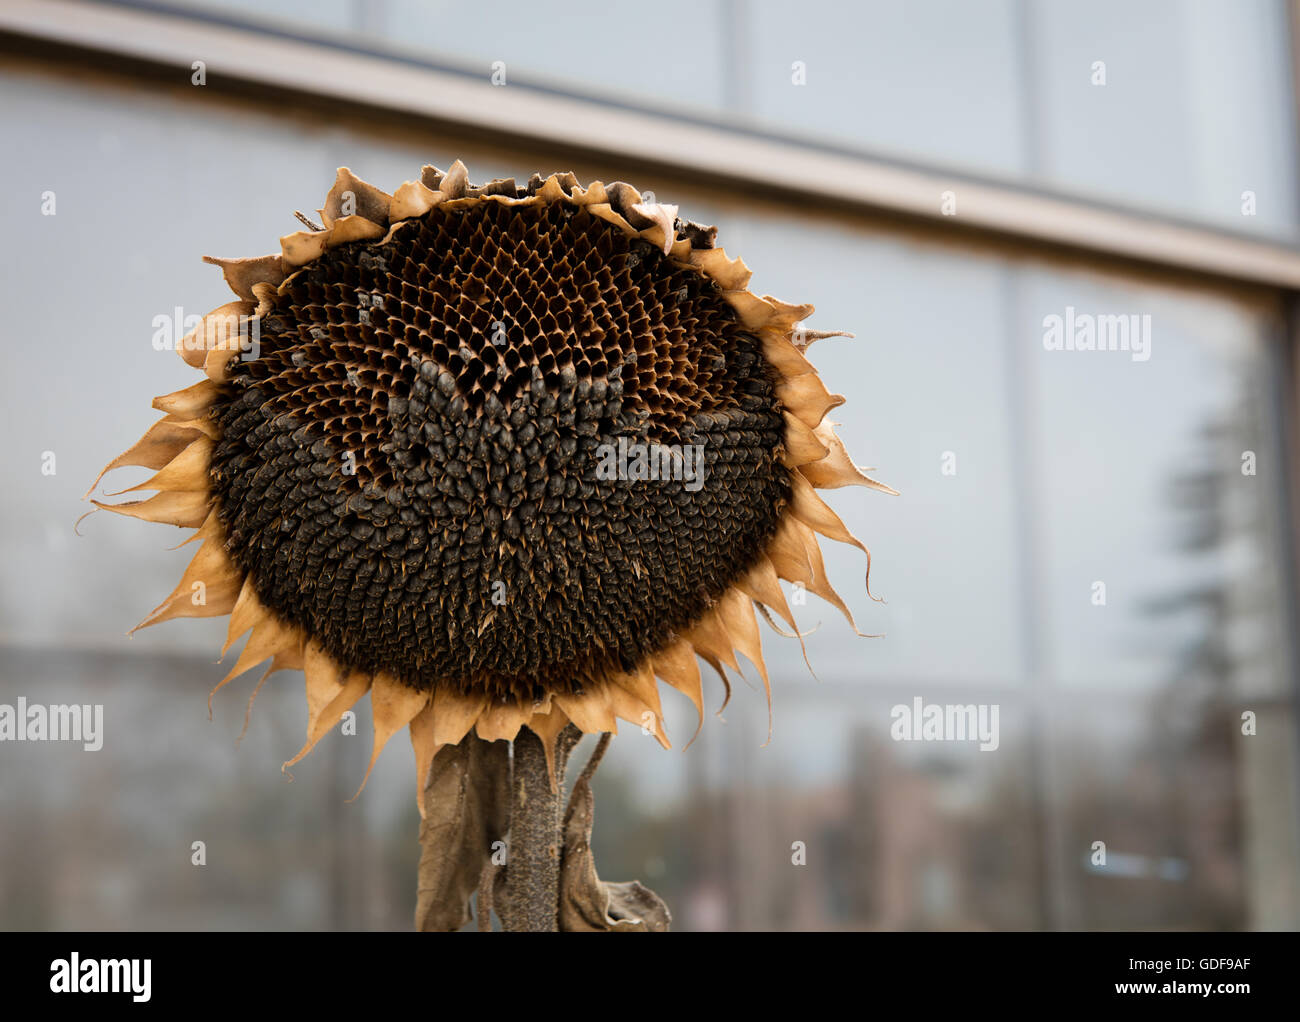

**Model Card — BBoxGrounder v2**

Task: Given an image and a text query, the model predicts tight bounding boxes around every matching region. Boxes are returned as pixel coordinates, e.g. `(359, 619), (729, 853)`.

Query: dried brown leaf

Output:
(416, 735), (510, 932)
(558, 744), (670, 932)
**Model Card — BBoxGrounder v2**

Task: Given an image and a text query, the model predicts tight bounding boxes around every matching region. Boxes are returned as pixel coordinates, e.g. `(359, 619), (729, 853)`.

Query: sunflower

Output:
(88, 161), (891, 818)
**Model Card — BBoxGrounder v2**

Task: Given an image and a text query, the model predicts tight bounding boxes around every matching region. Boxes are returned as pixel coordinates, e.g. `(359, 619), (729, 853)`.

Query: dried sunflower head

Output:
(89, 162), (892, 806)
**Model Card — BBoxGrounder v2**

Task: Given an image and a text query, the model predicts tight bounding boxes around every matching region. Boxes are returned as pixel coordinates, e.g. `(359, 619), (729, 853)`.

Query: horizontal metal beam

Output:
(5, 0), (1300, 289)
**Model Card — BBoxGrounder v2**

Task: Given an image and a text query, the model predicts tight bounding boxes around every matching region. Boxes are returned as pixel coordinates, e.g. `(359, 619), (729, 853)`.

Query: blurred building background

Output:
(2, 0), (1300, 930)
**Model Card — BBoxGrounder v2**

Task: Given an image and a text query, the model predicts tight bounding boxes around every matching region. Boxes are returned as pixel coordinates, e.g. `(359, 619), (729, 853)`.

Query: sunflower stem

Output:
(498, 724), (580, 931)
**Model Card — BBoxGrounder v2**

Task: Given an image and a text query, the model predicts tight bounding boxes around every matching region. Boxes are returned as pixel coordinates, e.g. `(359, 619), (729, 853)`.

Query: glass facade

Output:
(138, 0), (1299, 236)
(2, 0), (1299, 930)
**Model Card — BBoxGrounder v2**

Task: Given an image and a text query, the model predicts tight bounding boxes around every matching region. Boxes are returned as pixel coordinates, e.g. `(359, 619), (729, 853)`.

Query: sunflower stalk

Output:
(495, 723), (580, 931)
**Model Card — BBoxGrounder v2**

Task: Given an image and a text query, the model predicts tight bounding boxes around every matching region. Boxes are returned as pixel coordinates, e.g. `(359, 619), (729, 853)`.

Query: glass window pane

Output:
(109, 0), (1300, 237)
(375, 0), (730, 113)
(1028, 0), (1299, 239)
(1018, 266), (1293, 698)
(1050, 698), (1300, 929)
(719, 212), (1028, 685)
(745, 0), (1028, 177)
(3, 58), (1297, 933)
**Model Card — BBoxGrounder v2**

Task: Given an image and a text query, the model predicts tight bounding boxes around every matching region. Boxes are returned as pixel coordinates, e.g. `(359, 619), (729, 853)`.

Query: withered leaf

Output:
(558, 767), (670, 932)
(416, 735), (510, 932)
